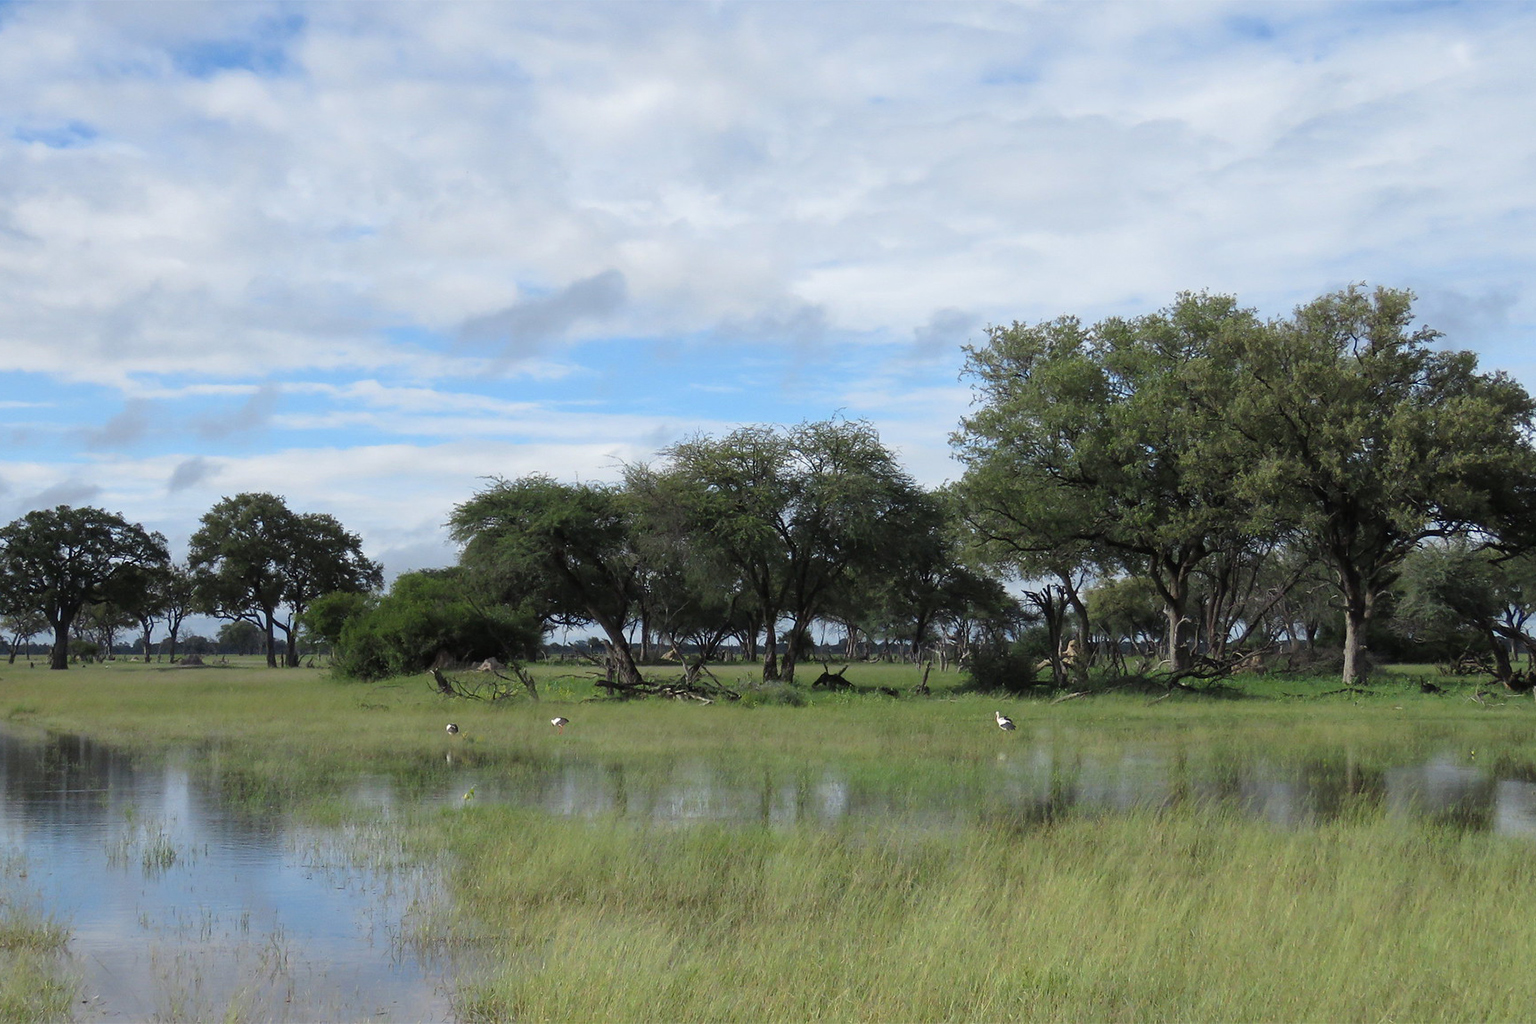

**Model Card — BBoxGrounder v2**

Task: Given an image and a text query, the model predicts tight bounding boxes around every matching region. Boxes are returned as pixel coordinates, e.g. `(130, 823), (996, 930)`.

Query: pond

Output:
(0, 730), (453, 1022)
(4, 720), (1536, 1019)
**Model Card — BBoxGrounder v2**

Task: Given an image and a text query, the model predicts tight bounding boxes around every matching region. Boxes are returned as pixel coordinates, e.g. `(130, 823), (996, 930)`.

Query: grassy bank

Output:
(3, 659), (1535, 1021)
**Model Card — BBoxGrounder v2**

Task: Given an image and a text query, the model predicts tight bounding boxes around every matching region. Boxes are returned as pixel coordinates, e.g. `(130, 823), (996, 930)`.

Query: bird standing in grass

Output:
(446, 723), (460, 735)
(551, 716), (569, 733)
(995, 711), (1015, 732)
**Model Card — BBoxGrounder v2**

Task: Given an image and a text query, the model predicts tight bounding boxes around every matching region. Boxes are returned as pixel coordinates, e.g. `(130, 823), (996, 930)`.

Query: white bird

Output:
(446, 723), (460, 735)
(551, 716), (569, 733)
(995, 711), (1016, 732)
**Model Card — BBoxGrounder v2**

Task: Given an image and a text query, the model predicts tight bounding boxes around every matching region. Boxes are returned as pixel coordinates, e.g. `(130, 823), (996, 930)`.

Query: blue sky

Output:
(1, 1), (1533, 576)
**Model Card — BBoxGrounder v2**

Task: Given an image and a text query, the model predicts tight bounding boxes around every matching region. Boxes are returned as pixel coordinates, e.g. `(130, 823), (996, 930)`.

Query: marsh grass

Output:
(6, 660), (1536, 1020)
(413, 804), (1536, 1023)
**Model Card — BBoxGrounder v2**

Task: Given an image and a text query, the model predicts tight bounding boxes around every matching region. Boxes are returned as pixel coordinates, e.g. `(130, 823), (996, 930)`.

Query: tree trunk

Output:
(1489, 631), (1513, 681)
(263, 614), (278, 668)
(762, 618), (781, 682)
(1164, 601), (1193, 673)
(49, 617), (69, 670)
(1338, 582), (1374, 688)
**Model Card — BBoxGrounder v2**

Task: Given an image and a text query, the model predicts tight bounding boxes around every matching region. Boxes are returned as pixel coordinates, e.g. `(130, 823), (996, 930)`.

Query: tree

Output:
(1209, 286), (1536, 684)
(188, 493), (381, 668)
(450, 476), (646, 688)
(656, 419), (925, 683)
(955, 294), (1272, 675)
(218, 620), (266, 656)
(156, 562), (198, 663)
(278, 511), (383, 665)
(0, 506), (169, 670)
(1394, 540), (1536, 679)
(1, 611), (46, 664)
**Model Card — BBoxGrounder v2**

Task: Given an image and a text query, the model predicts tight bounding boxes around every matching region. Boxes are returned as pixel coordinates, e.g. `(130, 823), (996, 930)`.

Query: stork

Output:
(446, 723), (460, 735)
(995, 710), (1015, 732)
(551, 716), (569, 733)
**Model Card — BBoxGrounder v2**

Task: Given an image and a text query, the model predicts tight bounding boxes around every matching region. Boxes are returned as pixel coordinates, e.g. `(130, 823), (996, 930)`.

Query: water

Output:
(0, 730), (453, 1022)
(5, 723), (1536, 1019)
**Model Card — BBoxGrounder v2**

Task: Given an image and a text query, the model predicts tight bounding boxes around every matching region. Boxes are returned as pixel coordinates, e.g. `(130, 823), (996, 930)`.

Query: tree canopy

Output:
(0, 505), (169, 670)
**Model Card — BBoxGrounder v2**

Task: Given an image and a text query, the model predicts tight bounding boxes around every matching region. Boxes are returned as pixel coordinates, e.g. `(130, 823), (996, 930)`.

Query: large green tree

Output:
(450, 476), (646, 687)
(1209, 286), (1536, 684)
(955, 293), (1271, 674)
(0, 505), (169, 670)
(189, 493), (382, 667)
(657, 419), (925, 683)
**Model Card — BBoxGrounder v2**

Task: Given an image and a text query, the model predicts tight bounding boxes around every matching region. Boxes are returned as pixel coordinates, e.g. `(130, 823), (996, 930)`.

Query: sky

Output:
(2, 0), (1534, 578)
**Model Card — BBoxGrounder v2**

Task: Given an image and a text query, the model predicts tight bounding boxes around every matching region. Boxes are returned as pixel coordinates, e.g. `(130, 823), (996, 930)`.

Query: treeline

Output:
(3, 284), (1533, 690)
(0, 493), (379, 670)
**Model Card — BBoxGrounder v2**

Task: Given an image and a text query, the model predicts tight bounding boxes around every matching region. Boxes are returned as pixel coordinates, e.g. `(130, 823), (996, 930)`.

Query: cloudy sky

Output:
(2, 1), (1533, 575)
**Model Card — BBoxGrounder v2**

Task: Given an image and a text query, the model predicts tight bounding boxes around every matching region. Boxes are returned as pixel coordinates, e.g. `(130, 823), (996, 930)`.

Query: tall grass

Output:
(419, 805), (1536, 1022)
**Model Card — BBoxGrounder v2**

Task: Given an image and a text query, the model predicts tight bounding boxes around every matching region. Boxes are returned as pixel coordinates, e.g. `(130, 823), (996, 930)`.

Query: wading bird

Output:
(995, 711), (1015, 732)
(446, 723), (460, 735)
(551, 716), (569, 733)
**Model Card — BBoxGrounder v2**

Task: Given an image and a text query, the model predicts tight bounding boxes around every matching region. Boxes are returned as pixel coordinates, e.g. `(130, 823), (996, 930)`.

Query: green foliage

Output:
(955, 293), (1271, 673)
(451, 475), (645, 685)
(189, 493), (382, 668)
(656, 418), (926, 682)
(964, 634), (1041, 693)
(0, 504), (169, 670)
(331, 570), (541, 680)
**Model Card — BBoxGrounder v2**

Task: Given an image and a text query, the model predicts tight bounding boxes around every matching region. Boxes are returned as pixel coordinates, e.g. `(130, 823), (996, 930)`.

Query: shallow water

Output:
(5, 721), (1536, 1020)
(0, 730), (453, 1022)
(436, 735), (1536, 836)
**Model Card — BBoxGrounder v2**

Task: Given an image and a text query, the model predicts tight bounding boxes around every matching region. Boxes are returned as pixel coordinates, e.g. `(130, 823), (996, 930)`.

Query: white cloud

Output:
(0, 0), (1532, 549)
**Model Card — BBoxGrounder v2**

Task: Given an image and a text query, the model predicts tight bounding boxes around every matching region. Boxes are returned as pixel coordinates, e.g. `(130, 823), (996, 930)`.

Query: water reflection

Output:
(437, 740), (1536, 838)
(0, 729), (451, 1023)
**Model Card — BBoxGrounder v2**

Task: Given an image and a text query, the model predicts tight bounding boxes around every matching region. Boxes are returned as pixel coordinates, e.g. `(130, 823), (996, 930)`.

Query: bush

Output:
(329, 570), (542, 681)
(965, 638), (1040, 694)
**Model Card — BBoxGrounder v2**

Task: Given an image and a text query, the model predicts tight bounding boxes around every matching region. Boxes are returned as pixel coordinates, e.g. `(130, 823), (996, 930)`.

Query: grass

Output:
(4, 656), (1536, 1020)
(0, 853), (72, 1022)
(412, 804), (1536, 1022)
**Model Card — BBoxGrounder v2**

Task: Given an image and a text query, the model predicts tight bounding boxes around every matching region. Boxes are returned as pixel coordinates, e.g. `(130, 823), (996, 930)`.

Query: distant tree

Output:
(0, 506), (169, 670)
(189, 493), (382, 668)
(327, 569), (541, 681)
(78, 601), (136, 660)
(1, 611), (46, 664)
(217, 620), (266, 656)
(156, 562), (198, 663)
(180, 634), (215, 656)
(1394, 540), (1536, 679)
(955, 293), (1271, 676)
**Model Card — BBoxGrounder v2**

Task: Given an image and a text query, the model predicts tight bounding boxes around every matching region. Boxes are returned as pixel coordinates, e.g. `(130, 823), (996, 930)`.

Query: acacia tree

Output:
(1394, 541), (1536, 679)
(1209, 286), (1536, 685)
(189, 493), (381, 668)
(656, 419), (925, 683)
(0, 506), (169, 670)
(450, 476), (646, 688)
(955, 294), (1271, 675)
(1, 611), (46, 664)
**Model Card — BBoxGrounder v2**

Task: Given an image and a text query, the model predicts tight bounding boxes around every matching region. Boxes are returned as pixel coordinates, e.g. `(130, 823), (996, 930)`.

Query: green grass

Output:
(411, 803), (1536, 1022)
(5, 658), (1536, 1021)
(0, 854), (72, 1023)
